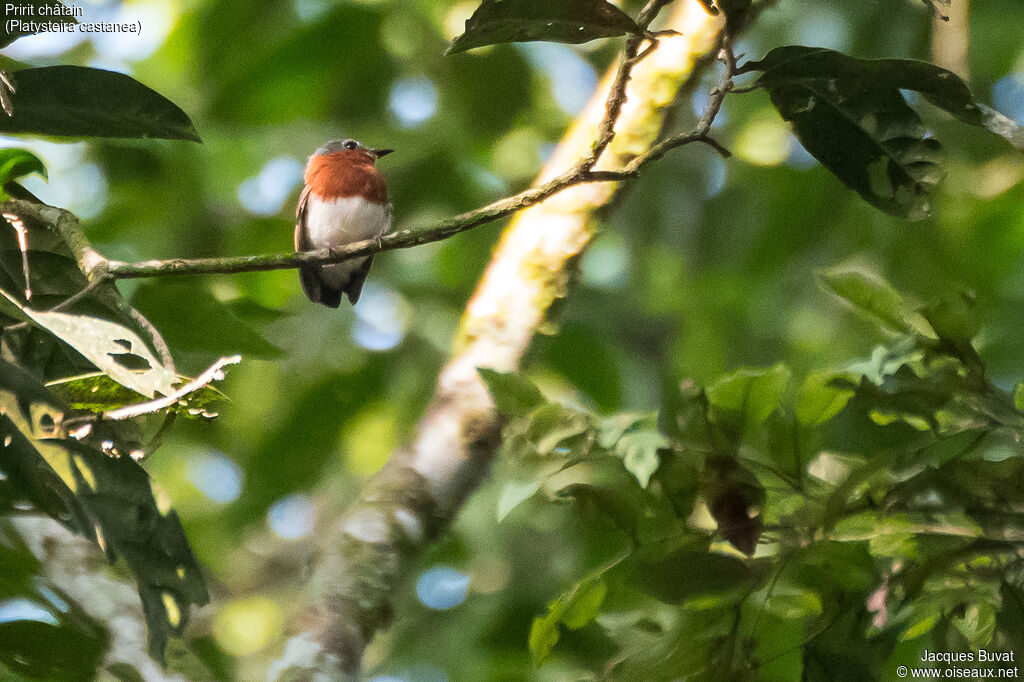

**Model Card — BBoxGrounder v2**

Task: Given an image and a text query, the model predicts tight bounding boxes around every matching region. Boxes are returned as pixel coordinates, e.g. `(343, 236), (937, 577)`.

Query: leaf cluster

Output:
(483, 266), (1024, 679)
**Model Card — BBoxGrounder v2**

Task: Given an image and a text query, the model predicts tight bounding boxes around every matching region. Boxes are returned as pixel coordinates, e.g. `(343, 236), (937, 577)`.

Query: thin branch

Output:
(580, 0), (676, 171)
(99, 36), (736, 283)
(49, 0), (711, 284)
(103, 355), (239, 421)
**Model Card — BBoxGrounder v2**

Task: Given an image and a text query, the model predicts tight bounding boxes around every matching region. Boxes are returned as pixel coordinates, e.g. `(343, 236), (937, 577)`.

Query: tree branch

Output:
(272, 3), (729, 679)
(1, 3), (730, 285)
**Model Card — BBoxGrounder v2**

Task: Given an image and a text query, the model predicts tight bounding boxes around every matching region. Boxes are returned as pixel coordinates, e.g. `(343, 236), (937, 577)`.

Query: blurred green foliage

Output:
(0, 0), (1023, 679)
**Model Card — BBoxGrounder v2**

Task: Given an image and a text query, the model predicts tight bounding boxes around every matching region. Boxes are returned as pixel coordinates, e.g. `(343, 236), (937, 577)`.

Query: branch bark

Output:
(271, 3), (727, 679)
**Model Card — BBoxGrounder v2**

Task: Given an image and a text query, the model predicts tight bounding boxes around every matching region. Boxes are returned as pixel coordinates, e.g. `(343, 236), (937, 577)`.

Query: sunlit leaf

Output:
(46, 371), (227, 417)
(2, 289), (177, 399)
(447, 0), (643, 55)
(817, 265), (933, 337)
(796, 370), (854, 426)
(615, 429), (668, 488)
(496, 480), (541, 521)
(0, 361), (207, 662)
(0, 149), (46, 189)
(529, 574), (607, 666)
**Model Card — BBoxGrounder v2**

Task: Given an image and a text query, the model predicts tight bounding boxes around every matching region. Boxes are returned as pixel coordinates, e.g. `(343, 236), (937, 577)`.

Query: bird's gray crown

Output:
(315, 139), (364, 156)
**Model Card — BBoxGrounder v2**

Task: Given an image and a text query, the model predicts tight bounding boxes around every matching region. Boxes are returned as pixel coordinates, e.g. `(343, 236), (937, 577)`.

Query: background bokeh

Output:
(2, 0), (1023, 679)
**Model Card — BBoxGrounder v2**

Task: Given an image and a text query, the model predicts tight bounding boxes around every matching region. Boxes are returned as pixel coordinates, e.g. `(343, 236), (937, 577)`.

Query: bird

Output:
(295, 138), (393, 307)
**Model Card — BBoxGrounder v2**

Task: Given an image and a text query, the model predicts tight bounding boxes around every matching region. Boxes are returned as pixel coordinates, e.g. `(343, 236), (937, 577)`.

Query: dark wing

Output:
(294, 185), (312, 251)
(342, 255), (373, 304)
(294, 186), (342, 306)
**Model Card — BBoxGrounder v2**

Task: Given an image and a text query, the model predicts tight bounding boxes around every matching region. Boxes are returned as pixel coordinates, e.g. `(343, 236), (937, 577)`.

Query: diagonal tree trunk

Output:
(275, 4), (726, 678)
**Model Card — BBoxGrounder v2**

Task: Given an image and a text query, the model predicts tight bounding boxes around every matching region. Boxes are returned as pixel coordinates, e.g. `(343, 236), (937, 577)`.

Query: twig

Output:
(4, 13), (733, 288)
(95, 37), (736, 282)
(3, 211), (32, 299)
(103, 355), (239, 421)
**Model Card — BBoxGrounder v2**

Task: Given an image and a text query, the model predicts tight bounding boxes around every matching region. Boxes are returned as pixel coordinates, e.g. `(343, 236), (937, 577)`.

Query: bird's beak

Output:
(371, 148), (394, 159)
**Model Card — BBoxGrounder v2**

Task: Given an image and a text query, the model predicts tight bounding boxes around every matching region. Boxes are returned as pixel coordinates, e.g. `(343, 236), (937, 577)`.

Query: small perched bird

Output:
(295, 139), (393, 307)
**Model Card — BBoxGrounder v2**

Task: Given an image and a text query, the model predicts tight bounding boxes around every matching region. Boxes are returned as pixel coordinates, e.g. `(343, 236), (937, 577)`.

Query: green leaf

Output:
(447, 0), (643, 55)
(900, 611), (940, 641)
(818, 265), (933, 337)
(528, 403), (592, 455)
(921, 292), (979, 346)
(615, 429), (668, 488)
(477, 368), (545, 418)
(0, 66), (200, 141)
(796, 370), (855, 426)
(496, 480), (541, 521)
(597, 412), (649, 449)
(707, 363), (791, 436)
(746, 47), (947, 220)
(529, 575), (607, 666)
(0, 203), (178, 384)
(0, 149), (46, 188)
(761, 586), (824, 620)
(0, 361), (207, 662)
(952, 602), (997, 650)
(0, 2), (77, 49)
(2, 289), (178, 399)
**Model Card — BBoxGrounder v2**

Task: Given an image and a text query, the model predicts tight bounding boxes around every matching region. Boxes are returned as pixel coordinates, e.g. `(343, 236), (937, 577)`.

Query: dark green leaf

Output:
(543, 458), (646, 533)
(0, 66), (200, 141)
(921, 292), (979, 346)
(0, 360), (208, 662)
(0, 149), (45, 188)
(746, 47), (948, 220)
(447, 0), (643, 55)
(0, 2), (77, 49)
(477, 368), (545, 418)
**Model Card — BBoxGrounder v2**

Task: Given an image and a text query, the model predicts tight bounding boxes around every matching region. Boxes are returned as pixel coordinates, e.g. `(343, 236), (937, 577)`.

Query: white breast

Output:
(306, 195), (392, 248)
(305, 195), (392, 292)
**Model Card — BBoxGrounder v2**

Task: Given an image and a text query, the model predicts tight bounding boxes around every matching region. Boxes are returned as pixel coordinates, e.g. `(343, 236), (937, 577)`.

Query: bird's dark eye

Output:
(343, 140), (358, 150)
